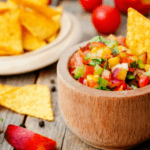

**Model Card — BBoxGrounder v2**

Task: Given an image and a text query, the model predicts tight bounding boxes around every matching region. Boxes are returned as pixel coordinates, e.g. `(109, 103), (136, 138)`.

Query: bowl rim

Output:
(57, 40), (150, 98)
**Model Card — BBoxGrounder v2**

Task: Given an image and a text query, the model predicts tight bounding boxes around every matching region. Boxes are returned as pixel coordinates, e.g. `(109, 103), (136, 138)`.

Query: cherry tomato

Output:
(79, 0), (102, 12)
(48, 0), (52, 4)
(114, 0), (150, 15)
(92, 5), (121, 34)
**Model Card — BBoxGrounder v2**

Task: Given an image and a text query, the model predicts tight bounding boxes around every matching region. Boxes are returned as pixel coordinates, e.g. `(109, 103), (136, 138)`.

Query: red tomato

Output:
(87, 80), (99, 88)
(102, 70), (111, 80)
(70, 52), (84, 67)
(79, 0), (102, 12)
(114, 82), (127, 91)
(48, 0), (52, 4)
(84, 65), (95, 77)
(120, 57), (134, 64)
(138, 75), (150, 87)
(92, 42), (105, 47)
(92, 5), (121, 34)
(116, 35), (126, 46)
(114, 0), (150, 15)
(79, 77), (85, 84)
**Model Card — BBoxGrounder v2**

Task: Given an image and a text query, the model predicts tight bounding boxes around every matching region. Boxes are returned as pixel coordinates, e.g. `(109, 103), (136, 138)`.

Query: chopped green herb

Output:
(105, 40), (118, 48)
(130, 61), (137, 69)
(85, 53), (91, 60)
(74, 65), (84, 79)
(89, 58), (102, 66)
(127, 75), (135, 80)
(90, 36), (101, 43)
(111, 47), (119, 56)
(137, 60), (145, 69)
(131, 84), (137, 89)
(94, 65), (104, 75)
(97, 77), (108, 86)
(104, 60), (108, 69)
(95, 85), (110, 91)
(0, 117), (2, 122)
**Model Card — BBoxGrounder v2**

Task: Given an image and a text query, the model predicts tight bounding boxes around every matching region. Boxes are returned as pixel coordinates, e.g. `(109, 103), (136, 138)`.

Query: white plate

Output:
(0, 12), (82, 75)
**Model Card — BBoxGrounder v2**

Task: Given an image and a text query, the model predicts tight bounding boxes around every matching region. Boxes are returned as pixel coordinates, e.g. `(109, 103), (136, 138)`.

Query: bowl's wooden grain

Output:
(57, 41), (150, 150)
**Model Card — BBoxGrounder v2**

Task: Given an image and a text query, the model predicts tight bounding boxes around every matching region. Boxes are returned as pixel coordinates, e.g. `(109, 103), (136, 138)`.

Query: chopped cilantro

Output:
(104, 60), (108, 69)
(89, 58), (102, 66)
(85, 53), (91, 60)
(0, 117), (2, 122)
(111, 47), (119, 56)
(127, 75), (135, 80)
(95, 85), (110, 91)
(97, 77), (108, 86)
(137, 60), (145, 69)
(74, 65), (84, 79)
(90, 36), (118, 48)
(130, 61), (137, 69)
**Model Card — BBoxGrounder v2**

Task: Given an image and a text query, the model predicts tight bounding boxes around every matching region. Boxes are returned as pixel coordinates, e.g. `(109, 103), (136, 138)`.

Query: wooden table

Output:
(1, 0), (150, 149)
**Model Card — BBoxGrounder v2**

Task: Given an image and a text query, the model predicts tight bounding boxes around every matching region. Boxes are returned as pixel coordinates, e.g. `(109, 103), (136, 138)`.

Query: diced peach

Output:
(119, 52), (128, 58)
(116, 68), (128, 80)
(101, 47), (112, 59)
(108, 57), (120, 67)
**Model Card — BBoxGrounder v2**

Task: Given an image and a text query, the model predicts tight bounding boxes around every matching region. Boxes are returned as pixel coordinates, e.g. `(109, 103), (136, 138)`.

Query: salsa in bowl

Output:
(69, 35), (150, 91)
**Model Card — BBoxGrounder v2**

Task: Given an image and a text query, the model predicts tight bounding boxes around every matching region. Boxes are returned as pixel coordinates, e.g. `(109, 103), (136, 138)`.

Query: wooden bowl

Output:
(57, 41), (150, 150)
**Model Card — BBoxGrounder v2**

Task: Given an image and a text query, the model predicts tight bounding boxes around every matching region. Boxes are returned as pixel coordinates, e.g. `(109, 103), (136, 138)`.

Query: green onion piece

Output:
(104, 60), (108, 69)
(131, 84), (137, 89)
(94, 65), (104, 75)
(90, 36), (101, 43)
(98, 77), (108, 86)
(130, 61), (137, 69)
(143, 70), (150, 78)
(85, 53), (91, 60)
(89, 58), (102, 66)
(74, 65), (84, 79)
(127, 75), (135, 80)
(0, 117), (2, 122)
(137, 60), (145, 69)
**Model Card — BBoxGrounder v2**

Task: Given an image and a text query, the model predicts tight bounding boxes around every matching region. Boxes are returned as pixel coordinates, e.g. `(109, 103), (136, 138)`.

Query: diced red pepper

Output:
(116, 35), (126, 46)
(84, 65), (95, 77)
(69, 68), (75, 76)
(79, 77), (85, 84)
(92, 42), (105, 48)
(87, 80), (99, 88)
(120, 57), (134, 65)
(108, 79), (122, 88)
(102, 70), (111, 80)
(138, 75), (150, 87)
(84, 43), (91, 50)
(129, 68), (135, 72)
(114, 81), (127, 91)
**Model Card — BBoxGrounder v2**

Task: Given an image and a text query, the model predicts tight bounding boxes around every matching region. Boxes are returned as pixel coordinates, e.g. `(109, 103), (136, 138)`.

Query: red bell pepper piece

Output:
(92, 42), (105, 48)
(84, 65), (95, 77)
(138, 75), (150, 87)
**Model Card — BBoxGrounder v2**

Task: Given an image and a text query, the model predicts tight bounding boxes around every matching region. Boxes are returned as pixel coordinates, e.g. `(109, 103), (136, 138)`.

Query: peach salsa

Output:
(69, 35), (150, 91)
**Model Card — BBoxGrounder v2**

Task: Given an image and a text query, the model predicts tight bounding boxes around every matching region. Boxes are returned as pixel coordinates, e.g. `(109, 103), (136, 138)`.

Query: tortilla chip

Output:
(22, 0), (50, 5)
(20, 9), (58, 40)
(0, 84), (15, 95)
(0, 9), (23, 55)
(0, 1), (17, 12)
(10, 0), (60, 18)
(126, 8), (150, 57)
(0, 84), (54, 121)
(47, 33), (58, 43)
(22, 27), (46, 51)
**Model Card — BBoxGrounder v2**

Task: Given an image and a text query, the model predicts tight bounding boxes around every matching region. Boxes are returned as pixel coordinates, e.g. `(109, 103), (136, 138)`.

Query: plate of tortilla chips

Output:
(0, 0), (82, 75)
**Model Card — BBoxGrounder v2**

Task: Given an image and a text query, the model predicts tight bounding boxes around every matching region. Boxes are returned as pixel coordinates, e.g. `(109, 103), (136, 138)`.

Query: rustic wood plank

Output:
(25, 63), (67, 150)
(0, 72), (37, 150)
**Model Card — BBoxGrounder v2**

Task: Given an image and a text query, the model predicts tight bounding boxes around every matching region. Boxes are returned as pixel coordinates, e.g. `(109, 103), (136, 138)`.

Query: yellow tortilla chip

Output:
(0, 84), (54, 121)
(24, 0), (50, 5)
(10, 0), (60, 18)
(126, 8), (150, 57)
(22, 27), (47, 51)
(47, 33), (58, 43)
(0, 9), (23, 55)
(0, 84), (15, 95)
(0, 1), (17, 12)
(20, 9), (59, 40)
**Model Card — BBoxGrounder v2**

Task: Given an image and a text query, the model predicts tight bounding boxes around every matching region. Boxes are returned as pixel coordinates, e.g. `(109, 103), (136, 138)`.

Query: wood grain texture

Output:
(0, 73), (37, 150)
(57, 42), (150, 149)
